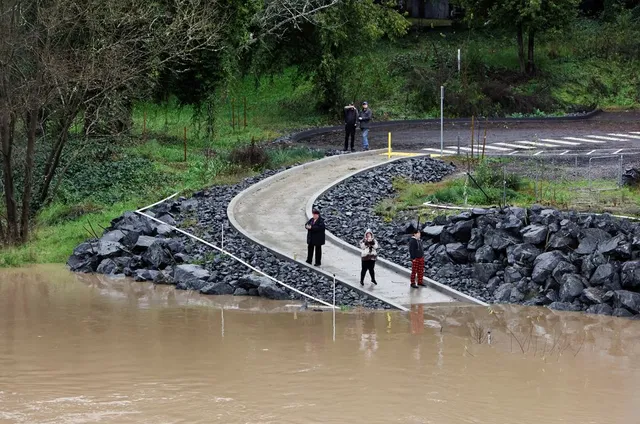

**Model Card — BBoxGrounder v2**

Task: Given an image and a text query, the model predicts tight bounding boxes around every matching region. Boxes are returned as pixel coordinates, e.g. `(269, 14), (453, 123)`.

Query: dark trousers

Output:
(344, 125), (356, 150)
(307, 244), (322, 265)
(361, 260), (376, 283)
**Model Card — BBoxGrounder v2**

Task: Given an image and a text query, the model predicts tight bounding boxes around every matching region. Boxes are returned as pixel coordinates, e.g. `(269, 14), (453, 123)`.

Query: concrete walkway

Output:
(228, 151), (462, 308)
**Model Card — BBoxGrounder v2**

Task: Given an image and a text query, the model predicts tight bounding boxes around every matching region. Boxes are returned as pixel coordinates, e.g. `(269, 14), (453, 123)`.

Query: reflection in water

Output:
(1, 265), (640, 423)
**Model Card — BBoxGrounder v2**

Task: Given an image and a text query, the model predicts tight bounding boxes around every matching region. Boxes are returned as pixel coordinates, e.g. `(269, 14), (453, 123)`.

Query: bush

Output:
(228, 138), (269, 169)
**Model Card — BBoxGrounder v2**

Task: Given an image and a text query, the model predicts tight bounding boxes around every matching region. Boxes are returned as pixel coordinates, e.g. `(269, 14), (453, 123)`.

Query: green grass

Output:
(376, 167), (640, 221)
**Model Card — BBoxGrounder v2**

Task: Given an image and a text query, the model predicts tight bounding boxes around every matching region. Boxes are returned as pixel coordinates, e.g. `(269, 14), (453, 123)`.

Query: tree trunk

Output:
(526, 29), (536, 75)
(516, 24), (526, 74)
(0, 112), (18, 244)
(38, 128), (69, 206)
(20, 109), (38, 243)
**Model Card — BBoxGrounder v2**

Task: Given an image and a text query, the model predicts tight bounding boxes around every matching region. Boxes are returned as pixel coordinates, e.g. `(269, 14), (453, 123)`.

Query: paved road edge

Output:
(226, 150), (409, 311)
(305, 154), (489, 307)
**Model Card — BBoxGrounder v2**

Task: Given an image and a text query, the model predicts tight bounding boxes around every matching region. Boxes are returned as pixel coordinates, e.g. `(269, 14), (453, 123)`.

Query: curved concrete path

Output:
(228, 151), (482, 308)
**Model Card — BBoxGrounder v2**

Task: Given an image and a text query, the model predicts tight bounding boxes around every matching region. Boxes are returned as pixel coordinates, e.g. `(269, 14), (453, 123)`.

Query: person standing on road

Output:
(358, 101), (372, 150)
(344, 102), (359, 152)
(359, 229), (379, 286)
(409, 228), (424, 288)
(305, 207), (326, 266)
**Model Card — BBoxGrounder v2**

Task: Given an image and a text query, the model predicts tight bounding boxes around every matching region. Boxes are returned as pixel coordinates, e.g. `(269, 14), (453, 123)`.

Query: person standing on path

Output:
(359, 229), (379, 286)
(358, 101), (372, 150)
(305, 207), (325, 266)
(409, 229), (425, 288)
(344, 102), (359, 152)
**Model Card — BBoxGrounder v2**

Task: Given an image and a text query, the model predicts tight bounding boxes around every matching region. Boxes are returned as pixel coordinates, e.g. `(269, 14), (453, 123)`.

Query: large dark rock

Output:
(494, 283), (514, 302)
(552, 261), (577, 285)
(547, 230), (576, 252)
(96, 258), (118, 275)
(581, 287), (605, 304)
(531, 251), (565, 283)
(422, 225), (445, 238)
(548, 302), (582, 312)
(174, 264), (210, 291)
(101, 230), (126, 243)
(95, 240), (124, 258)
(520, 225), (548, 245)
(474, 245), (495, 263)
(586, 304), (613, 316)
(506, 244), (541, 267)
(620, 260), (640, 290)
(589, 263), (618, 288)
(504, 266), (523, 285)
(581, 253), (607, 280)
(201, 282), (235, 295)
(446, 243), (469, 264)
(134, 269), (160, 282)
(559, 274), (586, 302)
(449, 220), (474, 242)
(134, 236), (158, 251)
(484, 230), (519, 251)
(614, 290), (640, 314)
(597, 234), (626, 255)
(473, 263), (501, 284)
(467, 228), (484, 250)
(575, 228), (612, 255)
(67, 254), (98, 273)
(234, 275), (268, 290)
(142, 242), (171, 269)
(258, 280), (289, 300)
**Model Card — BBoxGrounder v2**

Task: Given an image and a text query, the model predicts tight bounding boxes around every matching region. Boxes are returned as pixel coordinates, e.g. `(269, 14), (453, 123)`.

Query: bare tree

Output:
(250, 0), (341, 41)
(0, 0), (226, 245)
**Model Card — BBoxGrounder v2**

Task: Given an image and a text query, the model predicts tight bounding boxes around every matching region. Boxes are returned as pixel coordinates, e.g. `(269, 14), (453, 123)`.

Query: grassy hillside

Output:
(2, 19), (639, 267)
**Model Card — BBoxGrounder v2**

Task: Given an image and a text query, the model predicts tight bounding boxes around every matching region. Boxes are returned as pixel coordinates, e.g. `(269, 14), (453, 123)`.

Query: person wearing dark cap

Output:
(409, 229), (425, 288)
(305, 207), (326, 266)
(358, 101), (372, 150)
(344, 102), (359, 152)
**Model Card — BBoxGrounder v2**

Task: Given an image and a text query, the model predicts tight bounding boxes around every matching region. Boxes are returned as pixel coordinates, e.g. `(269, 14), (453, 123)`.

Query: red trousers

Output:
(411, 257), (424, 285)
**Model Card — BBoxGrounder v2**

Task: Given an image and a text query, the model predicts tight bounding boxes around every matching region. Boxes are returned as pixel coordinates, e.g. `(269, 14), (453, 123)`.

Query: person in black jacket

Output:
(305, 208), (326, 266)
(344, 103), (359, 152)
(409, 229), (425, 288)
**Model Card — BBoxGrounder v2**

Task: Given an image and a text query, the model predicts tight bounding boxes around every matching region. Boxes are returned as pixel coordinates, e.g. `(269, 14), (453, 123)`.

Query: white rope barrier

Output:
(133, 208), (336, 309)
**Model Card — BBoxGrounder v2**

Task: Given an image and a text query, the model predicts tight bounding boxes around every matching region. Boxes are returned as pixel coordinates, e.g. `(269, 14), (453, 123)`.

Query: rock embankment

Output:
(68, 168), (390, 309)
(316, 156), (640, 317)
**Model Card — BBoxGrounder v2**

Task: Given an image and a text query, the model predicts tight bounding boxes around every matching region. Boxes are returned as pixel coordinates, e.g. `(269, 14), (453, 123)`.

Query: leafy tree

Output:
(455, 0), (580, 75)
(249, 0), (409, 115)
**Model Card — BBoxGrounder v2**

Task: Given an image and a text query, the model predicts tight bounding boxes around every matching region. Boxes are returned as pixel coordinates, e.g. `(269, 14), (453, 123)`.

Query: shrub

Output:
(228, 138), (269, 169)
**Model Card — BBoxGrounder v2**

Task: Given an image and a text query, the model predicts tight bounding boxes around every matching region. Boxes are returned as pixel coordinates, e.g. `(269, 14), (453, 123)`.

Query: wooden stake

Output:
(482, 125), (488, 160)
(231, 98), (235, 130)
(183, 127), (187, 161)
(470, 115), (475, 160)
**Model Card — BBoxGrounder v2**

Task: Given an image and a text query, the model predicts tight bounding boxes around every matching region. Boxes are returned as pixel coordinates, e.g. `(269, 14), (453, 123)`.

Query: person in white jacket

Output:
(359, 229), (379, 286)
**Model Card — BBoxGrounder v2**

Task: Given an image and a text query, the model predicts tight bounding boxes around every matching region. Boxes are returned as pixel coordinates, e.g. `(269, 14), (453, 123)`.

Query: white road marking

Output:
(422, 148), (457, 154)
(451, 146), (472, 151)
(585, 135), (627, 141)
(539, 138), (581, 146)
(515, 140), (560, 148)
(481, 145), (513, 151)
(613, 149), (623, 154)
(587, 150), (596, 155)
(630, 132), (640, 135)
(563, 137), (605, 143)
(508, 151), (518, 156)
(560, 150), (570, 155)
(534, 151), (544, 156)
(610, 133), (640, 140)
(493, 142), (535, 149)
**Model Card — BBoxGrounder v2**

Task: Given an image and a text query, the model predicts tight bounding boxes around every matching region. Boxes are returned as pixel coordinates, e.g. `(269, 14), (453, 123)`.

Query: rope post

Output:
(457, 48), (461, 73)
(388, 132), (392, 159)
(440, 86), (444, 156)
(332, 274), (336, 342)
(183, 127), (187, 162)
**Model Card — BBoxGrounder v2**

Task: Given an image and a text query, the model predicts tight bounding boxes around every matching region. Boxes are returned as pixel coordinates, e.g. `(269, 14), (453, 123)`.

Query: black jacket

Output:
(344, 105), (358, 126)
(358, 108), (372, 129)
(409, 237), (424, 259)
(306, 217), (326, 246)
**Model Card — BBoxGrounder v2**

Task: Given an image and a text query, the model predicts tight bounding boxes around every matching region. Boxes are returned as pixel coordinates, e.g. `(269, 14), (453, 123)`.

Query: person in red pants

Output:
(409, 229), (424, 288)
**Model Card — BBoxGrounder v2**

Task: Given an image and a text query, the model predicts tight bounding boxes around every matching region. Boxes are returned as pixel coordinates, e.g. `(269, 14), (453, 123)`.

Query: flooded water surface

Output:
(1, 265), (639, 423)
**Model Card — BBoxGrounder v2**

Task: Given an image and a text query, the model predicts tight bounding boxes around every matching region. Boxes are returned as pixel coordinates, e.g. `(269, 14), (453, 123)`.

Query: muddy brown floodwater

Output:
(1, 265), (640, 423)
